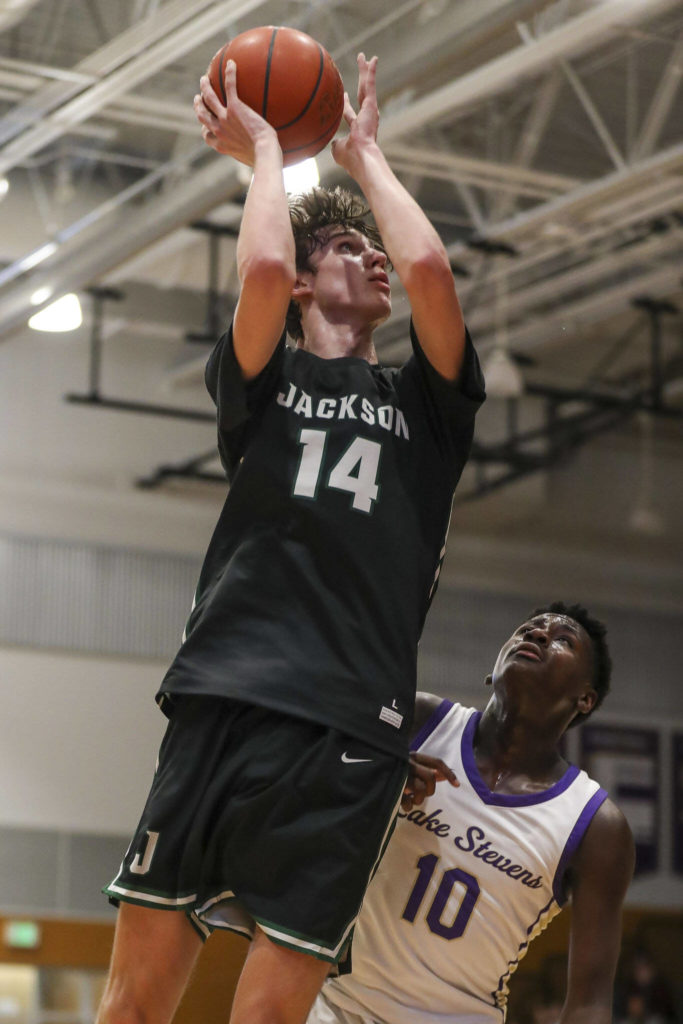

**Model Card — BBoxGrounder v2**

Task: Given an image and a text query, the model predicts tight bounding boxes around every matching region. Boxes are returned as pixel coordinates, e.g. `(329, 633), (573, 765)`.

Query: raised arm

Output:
(194, 59), (296, 379)
(332, 55), (466, 381)
(560, 799), (635, 1024)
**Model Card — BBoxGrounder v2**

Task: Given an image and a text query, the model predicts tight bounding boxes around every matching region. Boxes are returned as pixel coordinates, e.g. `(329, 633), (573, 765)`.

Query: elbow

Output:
(238, 253), (296, 293)
(404, 248), (455, 293)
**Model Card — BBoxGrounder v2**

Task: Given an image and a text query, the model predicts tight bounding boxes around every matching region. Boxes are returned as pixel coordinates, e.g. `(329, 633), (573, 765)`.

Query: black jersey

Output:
(157, 323), (484, 757)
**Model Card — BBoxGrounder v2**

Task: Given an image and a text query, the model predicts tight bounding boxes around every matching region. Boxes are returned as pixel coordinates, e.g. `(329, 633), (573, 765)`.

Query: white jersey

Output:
(317, 701), (607, 1024)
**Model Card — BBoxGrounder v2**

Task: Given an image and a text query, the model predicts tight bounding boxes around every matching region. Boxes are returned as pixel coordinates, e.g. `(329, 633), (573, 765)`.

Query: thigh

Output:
(104, 696), (247, 914)
(230, 925), (332, 1024)
(97, 903), (201, 1024)
(200, 718), (407, 962)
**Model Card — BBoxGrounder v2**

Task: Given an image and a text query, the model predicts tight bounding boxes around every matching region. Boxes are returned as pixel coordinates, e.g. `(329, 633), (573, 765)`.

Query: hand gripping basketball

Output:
(207, 26), (344, 166)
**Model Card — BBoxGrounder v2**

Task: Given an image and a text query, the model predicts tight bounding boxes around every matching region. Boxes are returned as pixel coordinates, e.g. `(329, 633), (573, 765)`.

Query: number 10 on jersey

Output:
(293, 429), (382, 514)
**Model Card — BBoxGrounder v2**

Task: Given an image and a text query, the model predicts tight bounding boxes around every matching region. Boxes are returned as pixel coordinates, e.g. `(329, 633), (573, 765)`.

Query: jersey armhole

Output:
(552, 786), (609, 905)
(410, 699), (453, 752)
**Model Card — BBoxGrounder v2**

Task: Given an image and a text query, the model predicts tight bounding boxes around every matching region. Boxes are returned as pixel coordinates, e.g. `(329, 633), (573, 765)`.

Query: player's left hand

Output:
(331, 53), (379, 173)
(402, 752), (459, 812)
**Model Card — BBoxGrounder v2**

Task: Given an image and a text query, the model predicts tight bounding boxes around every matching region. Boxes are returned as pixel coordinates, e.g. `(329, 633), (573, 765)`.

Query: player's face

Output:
(303, 228), (392, 328)
(490, 613), (596, 721)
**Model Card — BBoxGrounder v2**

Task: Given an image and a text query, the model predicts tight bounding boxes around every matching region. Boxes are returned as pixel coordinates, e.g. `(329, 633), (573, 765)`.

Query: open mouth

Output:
(513, 642), (543, 662)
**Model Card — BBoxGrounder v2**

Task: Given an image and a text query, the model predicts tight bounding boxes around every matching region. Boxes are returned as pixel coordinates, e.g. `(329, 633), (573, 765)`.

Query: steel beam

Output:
(0, 0), (269, 169)
(0, 0), (681, 342)
(633, 31), (683, 160)
(370, 0), (683, 139)
(383, 142), (579, 194)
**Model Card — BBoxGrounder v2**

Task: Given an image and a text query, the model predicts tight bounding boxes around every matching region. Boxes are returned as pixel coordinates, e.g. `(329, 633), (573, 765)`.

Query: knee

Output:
(96, 981), (154, 1024)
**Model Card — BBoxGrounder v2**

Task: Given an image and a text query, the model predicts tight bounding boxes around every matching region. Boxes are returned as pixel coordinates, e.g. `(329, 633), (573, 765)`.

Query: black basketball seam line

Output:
(273, 44), (326, 131)
(262, 27), (278, 119)
(282, 120), (340, 156)
(218, 45), (228, 105)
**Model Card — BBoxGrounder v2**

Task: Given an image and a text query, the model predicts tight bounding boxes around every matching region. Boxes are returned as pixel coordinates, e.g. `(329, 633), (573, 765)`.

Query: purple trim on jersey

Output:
(494, 895), (556, 1011)
(462, 712), (582, 807)
(552, 787), (608, 905)
(410, 699), (453, 751)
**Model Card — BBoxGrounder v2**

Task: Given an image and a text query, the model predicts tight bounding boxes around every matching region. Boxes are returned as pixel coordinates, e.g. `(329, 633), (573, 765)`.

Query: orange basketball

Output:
(207, 26), (344, 167)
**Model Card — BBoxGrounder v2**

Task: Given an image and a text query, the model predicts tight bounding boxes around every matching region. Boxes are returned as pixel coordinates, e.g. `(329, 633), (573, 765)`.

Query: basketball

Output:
(207, 26), (344, 167)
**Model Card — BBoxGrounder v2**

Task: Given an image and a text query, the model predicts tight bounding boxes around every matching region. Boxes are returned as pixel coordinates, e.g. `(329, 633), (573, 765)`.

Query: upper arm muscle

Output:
(561, 800), (634, 1022)
(406, 259), (466, 382)
(233, 262), (294, 380)
(410, 692), (444, 741)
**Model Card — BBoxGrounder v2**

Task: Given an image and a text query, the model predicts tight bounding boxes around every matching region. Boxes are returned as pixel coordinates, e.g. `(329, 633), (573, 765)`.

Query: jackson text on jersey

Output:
(277, 382), (410, 440)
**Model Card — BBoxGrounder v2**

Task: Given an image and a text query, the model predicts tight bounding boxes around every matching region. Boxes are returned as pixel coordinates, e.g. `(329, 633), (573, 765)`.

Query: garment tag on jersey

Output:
(380, 705), (403, 729)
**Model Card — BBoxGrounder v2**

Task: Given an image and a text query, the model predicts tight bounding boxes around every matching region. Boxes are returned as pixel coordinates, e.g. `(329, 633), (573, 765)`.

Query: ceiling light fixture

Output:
(0, 177), (8, 199)
(629, 411), (665, 535)
(481, 347), (525, 399)
(28, 293), (83, 333)
(481, 274), (524, 398)
(283, 157), (320, 194)
(30, 286), (54, 306)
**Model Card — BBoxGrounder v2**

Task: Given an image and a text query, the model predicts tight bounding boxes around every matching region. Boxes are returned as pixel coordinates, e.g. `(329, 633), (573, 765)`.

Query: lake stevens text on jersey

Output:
(398, 809), (544, 889)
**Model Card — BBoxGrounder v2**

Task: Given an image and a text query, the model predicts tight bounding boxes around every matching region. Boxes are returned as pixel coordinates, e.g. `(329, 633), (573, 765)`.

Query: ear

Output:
(576, 688), (597, 717)
(291, 272), (313, 300)
(484, 673), (493, 687)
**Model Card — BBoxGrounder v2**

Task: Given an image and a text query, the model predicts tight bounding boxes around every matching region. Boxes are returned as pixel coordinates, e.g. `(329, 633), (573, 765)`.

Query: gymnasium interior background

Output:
(0, 0), (681, 1021)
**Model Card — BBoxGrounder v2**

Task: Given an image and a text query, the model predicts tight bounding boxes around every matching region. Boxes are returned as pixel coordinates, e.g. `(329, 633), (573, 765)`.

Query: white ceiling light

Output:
(30, 285), (54, 306)
(283, 157), (320, 194)
(481, 275), (524, 399)
(629, 411), (665, 535)
(481, 347), (525, 399)
(0, 176), (8, 199)
(28, 293), (83, 332)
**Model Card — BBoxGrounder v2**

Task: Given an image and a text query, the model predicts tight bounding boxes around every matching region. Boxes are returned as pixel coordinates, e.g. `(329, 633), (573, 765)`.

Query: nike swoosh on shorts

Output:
(341, 752), (374, 764)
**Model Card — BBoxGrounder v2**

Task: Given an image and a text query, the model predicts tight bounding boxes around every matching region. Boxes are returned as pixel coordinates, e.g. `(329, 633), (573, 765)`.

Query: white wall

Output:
(0, 646), (166, 835)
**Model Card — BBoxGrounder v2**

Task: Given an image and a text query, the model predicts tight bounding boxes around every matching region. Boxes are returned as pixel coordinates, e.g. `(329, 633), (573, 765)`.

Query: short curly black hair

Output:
(286, 186), (387, 341)
(529, 601), (612, 726)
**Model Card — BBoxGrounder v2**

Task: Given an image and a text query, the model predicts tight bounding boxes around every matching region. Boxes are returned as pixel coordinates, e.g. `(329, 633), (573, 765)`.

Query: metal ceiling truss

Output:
(455, 296), (682, 504)
(71, 283), (679, 496)
(1, 0), (682, 505)
(1, 0), (681, 343)
(64, 284), (216, 422)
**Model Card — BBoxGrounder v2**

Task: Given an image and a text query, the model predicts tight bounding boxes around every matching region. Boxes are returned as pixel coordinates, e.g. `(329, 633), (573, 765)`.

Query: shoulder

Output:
(582, 796), (633, 848)
(410, 691), (449, 740)
(570, 796), (635, 897)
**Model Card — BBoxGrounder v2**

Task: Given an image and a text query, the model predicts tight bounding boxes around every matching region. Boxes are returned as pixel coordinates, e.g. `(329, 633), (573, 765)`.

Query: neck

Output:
(298, 311), (379, 363)
(475, 699), (567, 784)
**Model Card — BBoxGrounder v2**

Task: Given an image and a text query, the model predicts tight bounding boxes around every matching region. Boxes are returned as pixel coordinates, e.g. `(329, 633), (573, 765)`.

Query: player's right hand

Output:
(402, 752), (459, 812)
(194, 60), (280, 165)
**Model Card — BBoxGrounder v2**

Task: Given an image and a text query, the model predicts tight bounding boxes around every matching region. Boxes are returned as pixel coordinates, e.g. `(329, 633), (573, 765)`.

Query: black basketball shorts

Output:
(104, 696), (407, 963)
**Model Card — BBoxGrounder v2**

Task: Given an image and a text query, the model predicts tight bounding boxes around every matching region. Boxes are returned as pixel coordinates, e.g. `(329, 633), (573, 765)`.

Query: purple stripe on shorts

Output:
(462, 711), (582, 806)
(411, 699), (453, 751)
(552, 787), (608, 905)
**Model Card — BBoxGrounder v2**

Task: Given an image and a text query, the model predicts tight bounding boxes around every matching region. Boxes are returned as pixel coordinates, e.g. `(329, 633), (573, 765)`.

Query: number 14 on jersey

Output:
(293, 428), (382, 514)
